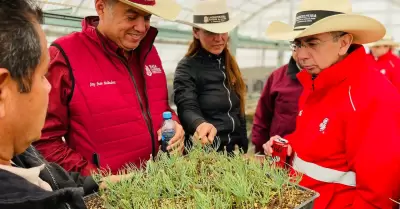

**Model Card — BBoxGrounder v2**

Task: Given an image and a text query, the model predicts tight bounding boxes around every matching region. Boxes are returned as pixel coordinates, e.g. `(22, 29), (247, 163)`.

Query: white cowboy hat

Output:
(119, 0), (181, 21)
(366, 35), (400, 47)
(176, 0), (239, 34)
(265, 0), (386, 44)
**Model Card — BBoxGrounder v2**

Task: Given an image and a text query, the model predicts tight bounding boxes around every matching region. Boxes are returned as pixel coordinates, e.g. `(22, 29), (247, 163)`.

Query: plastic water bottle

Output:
(161, 111), (175, 153)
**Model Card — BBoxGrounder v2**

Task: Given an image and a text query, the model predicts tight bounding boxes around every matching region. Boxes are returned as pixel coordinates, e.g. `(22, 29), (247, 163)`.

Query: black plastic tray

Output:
(84, 185), (319, 209)
(83, 192), (99, 201)
(294, 185), (320, 209)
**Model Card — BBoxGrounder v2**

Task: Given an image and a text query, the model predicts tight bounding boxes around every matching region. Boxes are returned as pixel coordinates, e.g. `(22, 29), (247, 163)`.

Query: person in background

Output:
(33, 0), (185, 176)
(251, 50), (303, 154)
(367, 35), (400, 91)
(263, 0), (400, 208)
(174, 0), (248, 154)
(0, 0), (123, 208)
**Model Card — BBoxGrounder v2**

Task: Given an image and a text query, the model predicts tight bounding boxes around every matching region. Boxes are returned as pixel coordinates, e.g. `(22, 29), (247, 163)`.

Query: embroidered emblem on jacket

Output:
(145, 65), (152, 76)
(319, 118), (329, 133)
(145, 64), (162, 76)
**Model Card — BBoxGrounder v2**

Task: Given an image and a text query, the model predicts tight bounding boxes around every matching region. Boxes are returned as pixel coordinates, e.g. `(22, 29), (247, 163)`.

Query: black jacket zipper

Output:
(32, 148), (72, 209)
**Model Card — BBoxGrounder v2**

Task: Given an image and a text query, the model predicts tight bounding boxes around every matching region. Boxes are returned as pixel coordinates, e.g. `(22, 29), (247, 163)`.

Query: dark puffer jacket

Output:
(174, 47), (248, 153)
(0, 146), (99, 209)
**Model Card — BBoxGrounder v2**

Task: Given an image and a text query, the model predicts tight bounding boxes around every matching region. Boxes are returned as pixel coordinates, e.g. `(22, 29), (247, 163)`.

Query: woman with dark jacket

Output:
(174, 0), (248, 153)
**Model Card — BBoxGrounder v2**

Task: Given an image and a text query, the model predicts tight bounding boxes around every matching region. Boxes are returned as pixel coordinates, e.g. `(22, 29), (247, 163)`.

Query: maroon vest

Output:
(53, 31), (169, 174)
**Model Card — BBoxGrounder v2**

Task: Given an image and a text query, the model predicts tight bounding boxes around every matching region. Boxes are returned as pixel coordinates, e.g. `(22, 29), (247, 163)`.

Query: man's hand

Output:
(263, 135), (292, 156)
(195, 122), (217, 145)
(157, 121), (185, 154)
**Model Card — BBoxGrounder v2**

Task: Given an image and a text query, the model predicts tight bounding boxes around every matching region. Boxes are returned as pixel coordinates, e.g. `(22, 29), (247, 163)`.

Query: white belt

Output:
(292, 153), (356, 187)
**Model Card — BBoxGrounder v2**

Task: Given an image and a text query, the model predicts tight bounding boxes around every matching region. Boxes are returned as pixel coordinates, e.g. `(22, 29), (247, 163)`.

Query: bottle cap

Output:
(163, 111), (172, 119)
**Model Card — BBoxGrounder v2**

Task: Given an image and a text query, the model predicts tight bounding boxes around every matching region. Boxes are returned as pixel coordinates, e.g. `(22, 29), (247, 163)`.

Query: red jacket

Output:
(367, 51), (400, 92)
(34, 17), (178, 175)
(252, 57), (302, 153)
(287, 45), (400, 209)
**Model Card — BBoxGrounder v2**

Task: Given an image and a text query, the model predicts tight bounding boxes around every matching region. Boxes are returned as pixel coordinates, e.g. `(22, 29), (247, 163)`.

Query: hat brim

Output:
(366, 40), (400, 47)
(119, 0), (181, 21)
(176, 17), (240, 34)
(266, 14), (386, 44)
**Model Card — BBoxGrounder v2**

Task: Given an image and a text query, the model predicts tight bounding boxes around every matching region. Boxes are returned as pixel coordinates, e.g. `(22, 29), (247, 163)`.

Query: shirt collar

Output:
(0, 164), (52, 191)
(287, 56), (300, 80)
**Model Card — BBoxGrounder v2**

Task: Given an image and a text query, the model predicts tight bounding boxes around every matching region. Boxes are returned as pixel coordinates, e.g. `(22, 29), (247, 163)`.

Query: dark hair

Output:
(331, 31), (348, 42)
(186, 28), (247, 115)
(0, 0), (44, 93)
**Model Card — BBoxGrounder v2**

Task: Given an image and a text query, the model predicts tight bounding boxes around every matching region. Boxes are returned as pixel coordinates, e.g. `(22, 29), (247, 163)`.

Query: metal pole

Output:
(386, 0), (393, 34)
(229, 27), (239, 56)
(288, 0), (295, 25)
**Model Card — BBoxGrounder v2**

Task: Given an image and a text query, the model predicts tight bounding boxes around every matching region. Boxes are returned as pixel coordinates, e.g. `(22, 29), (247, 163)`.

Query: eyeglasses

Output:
(289, 32), (348, 51)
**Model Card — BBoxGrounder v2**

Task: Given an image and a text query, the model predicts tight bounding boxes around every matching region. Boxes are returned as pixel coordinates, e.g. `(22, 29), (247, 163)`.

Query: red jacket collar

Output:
(374, 51), (397, 62)
(297, 45), (368, 91)
(81, 16), (157, 57)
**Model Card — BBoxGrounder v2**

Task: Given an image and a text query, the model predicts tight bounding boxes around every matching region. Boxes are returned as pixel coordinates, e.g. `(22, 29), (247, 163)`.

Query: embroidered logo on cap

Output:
(129, 0), (155, 6)
(193, 13), (230, 24)
(294, 10), (344, 30)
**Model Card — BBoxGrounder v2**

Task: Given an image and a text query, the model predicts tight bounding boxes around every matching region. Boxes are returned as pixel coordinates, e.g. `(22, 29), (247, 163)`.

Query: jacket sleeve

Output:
(173, 60), (206, 134)
(389, 58), (400, 93)
(33, 46), (98, 176)
(346, 91), (400, 208)
(67, 172), (99, 196)
(251, 74), (275, 153)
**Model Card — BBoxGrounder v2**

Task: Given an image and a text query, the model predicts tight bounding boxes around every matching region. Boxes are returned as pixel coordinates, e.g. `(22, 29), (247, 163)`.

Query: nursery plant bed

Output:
(86, 143), (319, 209)
(85, 185), (318, 209)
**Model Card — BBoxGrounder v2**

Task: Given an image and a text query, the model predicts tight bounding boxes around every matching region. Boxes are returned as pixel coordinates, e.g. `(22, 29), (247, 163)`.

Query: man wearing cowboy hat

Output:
(33, 0), (185, 176)
(262, 0), (400, 208)
(366, 35), (400, 91)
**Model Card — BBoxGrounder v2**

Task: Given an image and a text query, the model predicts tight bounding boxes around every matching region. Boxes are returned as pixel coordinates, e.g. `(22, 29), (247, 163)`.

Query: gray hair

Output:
(330, 31), (348, 42)
(0, 0), (43, 93)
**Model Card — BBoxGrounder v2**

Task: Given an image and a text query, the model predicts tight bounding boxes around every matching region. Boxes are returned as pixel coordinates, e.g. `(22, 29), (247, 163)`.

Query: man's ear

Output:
(0, 68), (11, 118)
(338, 34), (354, 56)
(95, 0), (107, 17)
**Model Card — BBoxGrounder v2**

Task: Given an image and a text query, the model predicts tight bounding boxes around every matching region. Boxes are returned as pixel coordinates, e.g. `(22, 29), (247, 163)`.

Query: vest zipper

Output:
(96, 34), (156, 159)
(217, 58), (234, 144)
(96, 30), (156, 158)
(118, 58), (156, 158)
(141, 48), (157, 158)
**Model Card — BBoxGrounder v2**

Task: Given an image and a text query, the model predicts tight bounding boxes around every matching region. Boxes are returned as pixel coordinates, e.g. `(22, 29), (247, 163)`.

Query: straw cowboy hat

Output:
(119, 0), (181, 21)
(265, 0), (386, 44)
(176, 0), (240, 34)
(366, 35), (400, 47)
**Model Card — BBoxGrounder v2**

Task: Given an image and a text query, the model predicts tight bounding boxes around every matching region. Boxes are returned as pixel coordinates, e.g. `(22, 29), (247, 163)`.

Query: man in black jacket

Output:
(0, 1), (125, 208)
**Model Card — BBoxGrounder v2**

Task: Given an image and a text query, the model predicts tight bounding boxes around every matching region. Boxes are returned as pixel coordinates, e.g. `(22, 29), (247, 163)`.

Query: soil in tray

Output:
(84, 188), (315, 209)
(85, 194), (105, 209)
